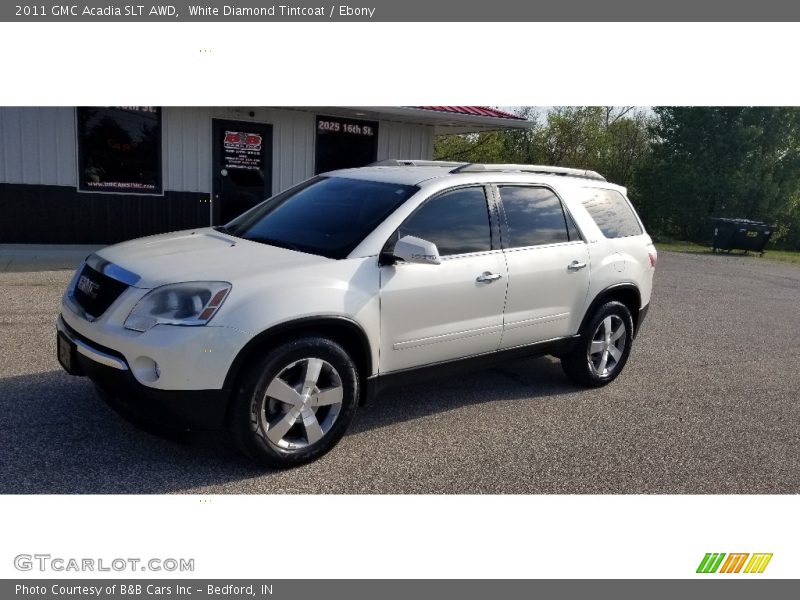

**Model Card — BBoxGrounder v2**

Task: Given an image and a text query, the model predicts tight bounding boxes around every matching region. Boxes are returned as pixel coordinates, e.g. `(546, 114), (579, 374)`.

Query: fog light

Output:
(132, 356), (160, 383)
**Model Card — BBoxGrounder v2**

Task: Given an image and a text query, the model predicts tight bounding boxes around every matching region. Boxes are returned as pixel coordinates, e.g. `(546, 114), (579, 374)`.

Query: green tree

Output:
(433, 130), (509, 163)
(434, 106), (652, 193)
(637, 107), (800, 247)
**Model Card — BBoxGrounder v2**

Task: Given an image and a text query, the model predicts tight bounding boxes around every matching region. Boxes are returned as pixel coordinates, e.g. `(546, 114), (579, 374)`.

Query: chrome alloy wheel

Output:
(587, 315), (627, 377)
(260, 357), (344, 451)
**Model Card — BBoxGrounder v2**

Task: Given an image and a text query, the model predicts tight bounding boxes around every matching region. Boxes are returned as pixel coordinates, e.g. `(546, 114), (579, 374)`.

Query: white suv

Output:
(57, 161), (657, 467)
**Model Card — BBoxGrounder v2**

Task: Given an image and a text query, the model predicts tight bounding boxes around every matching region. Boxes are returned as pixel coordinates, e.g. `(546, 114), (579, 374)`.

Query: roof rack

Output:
(450, 163), (606, 181)
(368, 159), (607, 182)
(369, 159), (468, 168)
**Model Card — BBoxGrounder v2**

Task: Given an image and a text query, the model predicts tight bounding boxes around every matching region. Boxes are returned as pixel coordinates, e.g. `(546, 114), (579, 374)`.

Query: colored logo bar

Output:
(697, 553), (773, 574)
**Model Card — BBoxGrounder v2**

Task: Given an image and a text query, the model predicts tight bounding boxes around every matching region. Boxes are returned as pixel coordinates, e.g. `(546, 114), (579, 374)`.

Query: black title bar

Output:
(4, 1), (800, 21)
(3, 579), (800, 600)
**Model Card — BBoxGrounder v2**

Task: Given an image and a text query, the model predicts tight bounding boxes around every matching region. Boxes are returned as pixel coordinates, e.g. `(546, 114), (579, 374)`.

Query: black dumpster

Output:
(710, 218), (775, 255)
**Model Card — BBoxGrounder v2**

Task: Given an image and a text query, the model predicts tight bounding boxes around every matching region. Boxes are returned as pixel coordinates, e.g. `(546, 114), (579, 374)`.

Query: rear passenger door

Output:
(495, 185), (590, 348)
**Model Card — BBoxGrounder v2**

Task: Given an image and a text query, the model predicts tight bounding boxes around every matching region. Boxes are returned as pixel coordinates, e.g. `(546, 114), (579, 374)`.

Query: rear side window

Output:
(498, 186), (572, 248)
(398, 187), (492, 256)
(581, 188), (643, 238)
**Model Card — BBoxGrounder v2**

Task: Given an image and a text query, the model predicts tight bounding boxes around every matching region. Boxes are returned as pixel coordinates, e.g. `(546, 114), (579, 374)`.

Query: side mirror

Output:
(392, 235), (441, 265)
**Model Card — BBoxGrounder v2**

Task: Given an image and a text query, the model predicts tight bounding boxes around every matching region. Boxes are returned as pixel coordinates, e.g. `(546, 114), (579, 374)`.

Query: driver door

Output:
(379, 186), (508, 373)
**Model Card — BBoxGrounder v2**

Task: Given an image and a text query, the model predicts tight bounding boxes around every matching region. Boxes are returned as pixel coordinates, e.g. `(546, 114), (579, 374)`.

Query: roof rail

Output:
(369, 159), (468, 168)
(451, 163), (606, 181)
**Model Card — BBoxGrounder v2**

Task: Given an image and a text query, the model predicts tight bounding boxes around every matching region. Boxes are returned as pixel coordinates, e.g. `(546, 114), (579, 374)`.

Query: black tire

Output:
(229, 335), (359, 468)
(561, 301), (634, 387)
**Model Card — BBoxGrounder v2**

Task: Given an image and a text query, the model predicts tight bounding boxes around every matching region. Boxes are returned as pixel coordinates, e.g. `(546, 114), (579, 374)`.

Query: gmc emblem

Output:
(77, 275), (100, 299)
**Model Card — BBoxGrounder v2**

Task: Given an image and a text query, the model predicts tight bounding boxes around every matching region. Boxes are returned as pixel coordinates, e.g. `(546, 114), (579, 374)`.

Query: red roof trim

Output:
(412, 106), (526, 120)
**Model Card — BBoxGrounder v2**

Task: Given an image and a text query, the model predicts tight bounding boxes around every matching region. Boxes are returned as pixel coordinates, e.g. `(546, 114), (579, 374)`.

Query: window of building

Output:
(581, 188), (643, 238)
(498, 186), (571, 247)
(398, 187), (492, 256)
(315, 116), (379, 175)
(77, 107), (162, 194)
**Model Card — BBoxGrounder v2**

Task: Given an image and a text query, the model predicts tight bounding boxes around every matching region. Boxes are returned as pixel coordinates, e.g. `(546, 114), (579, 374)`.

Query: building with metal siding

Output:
(0, 106), (529, 244)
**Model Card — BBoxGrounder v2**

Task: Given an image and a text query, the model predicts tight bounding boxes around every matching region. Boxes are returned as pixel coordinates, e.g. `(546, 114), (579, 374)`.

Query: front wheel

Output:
(561, 301), (634, 387)
(229, 336), (359, 468)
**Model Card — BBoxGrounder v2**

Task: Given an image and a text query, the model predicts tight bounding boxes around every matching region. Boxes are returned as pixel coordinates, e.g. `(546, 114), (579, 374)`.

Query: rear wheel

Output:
(229, 336), (359, 468)
(561, 301), (634, 387)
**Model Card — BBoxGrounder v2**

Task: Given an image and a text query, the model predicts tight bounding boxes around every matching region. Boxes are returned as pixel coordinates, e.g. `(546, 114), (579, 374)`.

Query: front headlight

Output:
(124, 281), (231, 332)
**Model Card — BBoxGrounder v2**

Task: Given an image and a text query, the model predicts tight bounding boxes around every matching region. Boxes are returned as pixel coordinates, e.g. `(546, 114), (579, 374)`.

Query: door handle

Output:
(567, 261), (587, 271)
(476, 272), (503, 283)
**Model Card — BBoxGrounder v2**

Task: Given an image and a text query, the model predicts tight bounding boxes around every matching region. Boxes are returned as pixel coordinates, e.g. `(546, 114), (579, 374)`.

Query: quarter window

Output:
(398, 187), (492, 256)
(565, 209), (583, 242)
(498, 186), (571, 248)
(77, 107), (162, 194)
(581, 188), (643, 238)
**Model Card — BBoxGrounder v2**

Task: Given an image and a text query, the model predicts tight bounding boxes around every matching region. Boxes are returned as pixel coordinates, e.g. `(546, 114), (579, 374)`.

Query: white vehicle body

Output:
(57, 161), (656, 464)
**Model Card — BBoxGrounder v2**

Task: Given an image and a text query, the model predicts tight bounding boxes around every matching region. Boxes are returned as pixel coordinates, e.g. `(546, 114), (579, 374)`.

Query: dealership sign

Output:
(223, 131), (263, 171)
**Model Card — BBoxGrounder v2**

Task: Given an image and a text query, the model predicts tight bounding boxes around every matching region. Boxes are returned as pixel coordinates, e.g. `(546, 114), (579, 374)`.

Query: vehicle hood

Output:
(95, 228), (326, 288)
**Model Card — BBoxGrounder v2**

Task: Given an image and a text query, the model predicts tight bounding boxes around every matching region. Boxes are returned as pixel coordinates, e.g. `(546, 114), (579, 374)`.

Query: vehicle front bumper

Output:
(57, 316), (231, 430)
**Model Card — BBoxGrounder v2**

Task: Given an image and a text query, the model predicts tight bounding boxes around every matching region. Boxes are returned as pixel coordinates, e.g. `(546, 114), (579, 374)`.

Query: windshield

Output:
(222, 176), (418, 259)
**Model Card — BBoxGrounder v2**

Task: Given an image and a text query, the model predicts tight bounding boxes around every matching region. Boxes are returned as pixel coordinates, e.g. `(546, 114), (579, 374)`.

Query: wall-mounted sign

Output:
(77, 106), (163, 194)
(317, 119), (376, 137)
(315, 115), (379, 174)
(223, 130), (264, 171)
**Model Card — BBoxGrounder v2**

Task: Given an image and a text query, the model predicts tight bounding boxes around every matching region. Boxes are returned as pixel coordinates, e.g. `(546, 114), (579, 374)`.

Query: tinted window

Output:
(226, 176), (416, 259)
(399, 187), (491, 256)
(499, 186), (570, 247)
(565, 209), (583, 242)
(77, 107), (162, 194)
(581, 188), (643, 238)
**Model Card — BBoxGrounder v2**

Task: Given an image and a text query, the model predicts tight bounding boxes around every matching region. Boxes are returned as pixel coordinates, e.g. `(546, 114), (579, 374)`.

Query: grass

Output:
(655, 240), (800, 265)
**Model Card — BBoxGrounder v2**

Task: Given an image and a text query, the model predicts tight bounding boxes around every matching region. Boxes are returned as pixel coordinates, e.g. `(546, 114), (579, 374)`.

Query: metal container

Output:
(711, 218), (775, 255)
